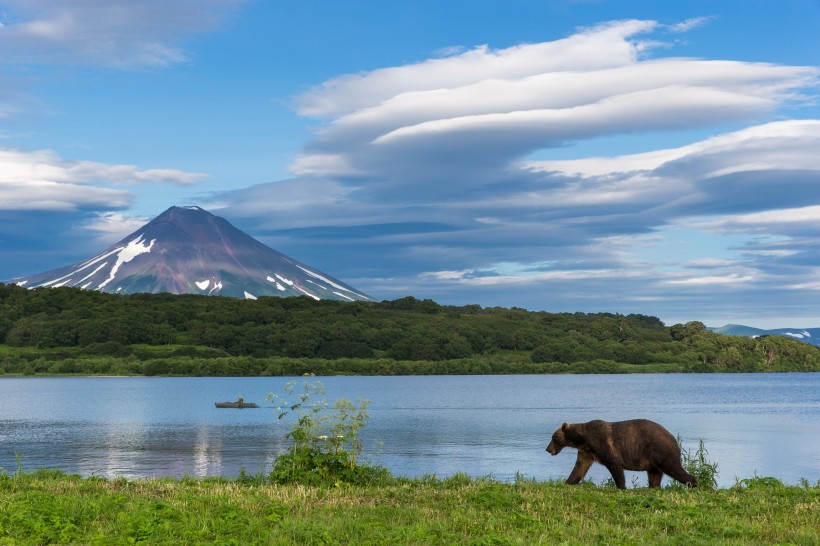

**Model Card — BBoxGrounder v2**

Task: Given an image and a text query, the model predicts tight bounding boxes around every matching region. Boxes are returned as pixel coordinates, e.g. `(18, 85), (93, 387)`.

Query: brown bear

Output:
(546, 419), (697, 489)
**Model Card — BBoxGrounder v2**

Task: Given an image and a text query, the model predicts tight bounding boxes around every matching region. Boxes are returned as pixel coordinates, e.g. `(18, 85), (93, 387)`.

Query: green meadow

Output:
(1, 470), (818, 545)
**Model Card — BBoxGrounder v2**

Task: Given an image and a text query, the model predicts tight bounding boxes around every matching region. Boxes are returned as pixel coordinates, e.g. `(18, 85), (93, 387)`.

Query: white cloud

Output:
(517, 120), (820, 224)
(665, 274), (755, 286)
(0, 148), (206, 210)
(68, 164), (207, 186)
(0, 0), (246, 67)
(371, 85), (771, 147)
(289, 154), (363, 177)
(0, 183), (130, 211)
(297, 19), (658, 117)
(702, 204), (820, 231)
(0, 148), (206, 185)
(667, 16), (714, 33)
(293, 17), (817, 191)
(423, 265), (649, 286)
(787, 273), (820, 291)
(83, 211), (150, 244)
(528, 120), (820, 179)
(686, 258), (735, 269)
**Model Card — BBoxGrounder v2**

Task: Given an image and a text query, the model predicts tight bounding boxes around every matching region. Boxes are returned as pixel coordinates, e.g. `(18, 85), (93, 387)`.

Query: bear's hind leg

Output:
(604, 464), (626, 489)
(648, 469), (663, 488)
(663, 462), (698, 487)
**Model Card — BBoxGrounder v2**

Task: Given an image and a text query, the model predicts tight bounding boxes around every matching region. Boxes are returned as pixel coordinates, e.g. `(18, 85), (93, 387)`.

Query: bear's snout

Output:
(546, 443), (560, 456)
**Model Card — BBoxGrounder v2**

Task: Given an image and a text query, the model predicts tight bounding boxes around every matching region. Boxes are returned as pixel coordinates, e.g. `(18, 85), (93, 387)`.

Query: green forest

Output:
(1, 283), (818, 376)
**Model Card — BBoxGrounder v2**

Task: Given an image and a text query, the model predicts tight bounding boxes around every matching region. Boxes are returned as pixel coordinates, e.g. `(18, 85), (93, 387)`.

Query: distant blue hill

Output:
(710, 324), (820, 347)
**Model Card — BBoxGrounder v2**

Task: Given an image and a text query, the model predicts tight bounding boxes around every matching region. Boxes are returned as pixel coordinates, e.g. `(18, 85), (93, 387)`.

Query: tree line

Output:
(1, 283), (818, 375)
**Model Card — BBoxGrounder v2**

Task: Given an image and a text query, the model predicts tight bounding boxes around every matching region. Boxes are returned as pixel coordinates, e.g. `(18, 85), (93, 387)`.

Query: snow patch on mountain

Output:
(294, 285), (320, 300)
(306, 279), (330, 290)
(98, 235), (155, 289)
(196, 280), (210, 290)
(76, 247), (122, 273)
(208, 281), (223, 295)
(243, 291), (257, 300)
(784, 331), (811, 339)
(266, 276), (287, 291)
(77, 262), (108, 285)
(296, 265), (349, 292)
(296, 265), (372, 300)
(275, 274), (294, 286)
(37, 272), (74, 288)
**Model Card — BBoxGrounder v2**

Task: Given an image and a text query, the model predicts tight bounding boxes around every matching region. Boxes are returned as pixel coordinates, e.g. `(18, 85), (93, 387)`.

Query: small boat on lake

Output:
(215, 396), (259, 409)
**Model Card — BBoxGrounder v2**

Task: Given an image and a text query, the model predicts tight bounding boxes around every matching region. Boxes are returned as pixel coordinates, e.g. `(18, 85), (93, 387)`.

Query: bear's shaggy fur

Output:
(546, 419), (697, 489)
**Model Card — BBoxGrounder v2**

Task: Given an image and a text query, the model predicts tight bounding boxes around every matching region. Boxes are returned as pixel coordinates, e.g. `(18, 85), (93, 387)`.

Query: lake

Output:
(0, 374), (818, 487)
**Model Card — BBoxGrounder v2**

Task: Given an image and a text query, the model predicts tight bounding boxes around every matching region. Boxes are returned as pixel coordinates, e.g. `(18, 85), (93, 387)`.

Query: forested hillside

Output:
(1, 283), (818, 375)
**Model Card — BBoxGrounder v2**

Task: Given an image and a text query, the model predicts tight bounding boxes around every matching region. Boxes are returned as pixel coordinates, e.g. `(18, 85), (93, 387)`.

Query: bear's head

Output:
(546, 422), (580, 455)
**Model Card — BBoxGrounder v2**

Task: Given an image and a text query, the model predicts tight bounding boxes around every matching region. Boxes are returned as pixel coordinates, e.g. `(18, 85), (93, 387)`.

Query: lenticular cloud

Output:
(296, 19), (657, 117)
(217, 18), (820, 322)
(291, 19), (818, 190)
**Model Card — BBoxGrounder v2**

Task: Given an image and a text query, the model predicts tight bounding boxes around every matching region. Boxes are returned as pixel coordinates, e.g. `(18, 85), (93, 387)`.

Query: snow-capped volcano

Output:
(11, 206), (373, 302)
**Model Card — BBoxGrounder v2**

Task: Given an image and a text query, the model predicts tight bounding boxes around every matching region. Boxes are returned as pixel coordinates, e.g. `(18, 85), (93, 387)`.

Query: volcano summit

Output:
(12, 206), (372, 302)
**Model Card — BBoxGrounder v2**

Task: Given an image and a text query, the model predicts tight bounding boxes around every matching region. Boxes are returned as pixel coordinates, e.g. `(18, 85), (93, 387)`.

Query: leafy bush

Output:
(734, 476), (785, 489)
(267, 381), (390, 485)
(674, 438), (718, 490)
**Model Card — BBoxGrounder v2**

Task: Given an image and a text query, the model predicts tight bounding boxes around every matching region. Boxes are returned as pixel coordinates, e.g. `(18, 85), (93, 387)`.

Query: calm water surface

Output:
(0, 374), (818, 487)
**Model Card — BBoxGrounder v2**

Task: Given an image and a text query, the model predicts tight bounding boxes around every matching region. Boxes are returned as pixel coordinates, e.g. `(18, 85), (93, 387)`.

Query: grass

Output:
(0, 470), (817, 545)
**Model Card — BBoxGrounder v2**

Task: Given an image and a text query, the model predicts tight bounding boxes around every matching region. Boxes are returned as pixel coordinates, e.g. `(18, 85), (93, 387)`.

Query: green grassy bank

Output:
(1, 471), (817, 545)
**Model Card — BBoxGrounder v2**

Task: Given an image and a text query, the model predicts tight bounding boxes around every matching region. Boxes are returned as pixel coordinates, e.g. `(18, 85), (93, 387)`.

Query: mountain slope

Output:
(11, 206), (372, 302)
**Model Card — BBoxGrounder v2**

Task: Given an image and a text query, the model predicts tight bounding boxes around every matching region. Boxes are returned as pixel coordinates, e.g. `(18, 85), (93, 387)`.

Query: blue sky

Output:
(2, 0), (820, 328)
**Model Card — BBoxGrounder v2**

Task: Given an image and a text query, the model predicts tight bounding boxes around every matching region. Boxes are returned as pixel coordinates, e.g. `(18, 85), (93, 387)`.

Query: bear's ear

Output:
(561, 422), (569, 431)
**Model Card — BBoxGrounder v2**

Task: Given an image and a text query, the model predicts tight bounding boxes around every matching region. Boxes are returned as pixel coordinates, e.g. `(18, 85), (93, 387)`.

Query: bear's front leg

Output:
(566, 451), (594, 485)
